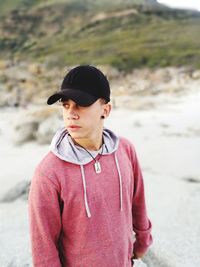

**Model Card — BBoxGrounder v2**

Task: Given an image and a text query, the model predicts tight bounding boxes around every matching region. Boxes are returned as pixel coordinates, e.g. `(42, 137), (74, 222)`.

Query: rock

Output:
(36, 115), (62, 144)
(12, 118), (39, 145)
(0, 59), (9, 70)
(97, 65), (121, 79)
(5, 65), (32, 81)
(0, 90), (11, 107)
(91, 9), (138, 24)
(0, 180), (30, 202)
(192, 70), (200, 79)
(183, 177), (200, 183)
(19, 79), (43, 104)
(28, 63), (44, 75)
(11, 106), (61, 145)
(28, 106), (61, 123)
(148, 68), (172, 83)
(2, 60), (200, 110)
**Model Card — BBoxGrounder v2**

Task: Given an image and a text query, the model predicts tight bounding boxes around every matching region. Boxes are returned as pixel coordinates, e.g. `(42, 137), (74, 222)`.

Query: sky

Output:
(157, 0), (200, 11)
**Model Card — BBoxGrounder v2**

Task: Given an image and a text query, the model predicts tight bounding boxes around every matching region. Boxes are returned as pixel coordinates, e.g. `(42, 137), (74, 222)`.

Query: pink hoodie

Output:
(28, 128), (152, 267)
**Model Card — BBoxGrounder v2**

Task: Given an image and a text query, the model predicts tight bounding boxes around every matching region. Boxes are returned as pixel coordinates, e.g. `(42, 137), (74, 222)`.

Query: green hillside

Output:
(0, 0), (200, 71)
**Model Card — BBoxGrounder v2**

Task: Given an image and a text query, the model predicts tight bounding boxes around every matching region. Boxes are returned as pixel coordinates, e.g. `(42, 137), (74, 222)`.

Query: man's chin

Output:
(68, 132), (84, 140)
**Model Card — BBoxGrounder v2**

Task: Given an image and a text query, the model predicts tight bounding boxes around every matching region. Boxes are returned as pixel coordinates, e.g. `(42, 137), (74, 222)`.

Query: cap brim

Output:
(47, 89), (98, 106)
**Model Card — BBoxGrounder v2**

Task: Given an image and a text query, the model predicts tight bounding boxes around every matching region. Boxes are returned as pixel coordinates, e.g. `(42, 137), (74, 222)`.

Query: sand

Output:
(0, 89), (200, 267)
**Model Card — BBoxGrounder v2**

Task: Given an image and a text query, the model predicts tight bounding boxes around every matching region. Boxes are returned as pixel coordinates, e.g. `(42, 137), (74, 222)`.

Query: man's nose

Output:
(67, 108), (79, 120)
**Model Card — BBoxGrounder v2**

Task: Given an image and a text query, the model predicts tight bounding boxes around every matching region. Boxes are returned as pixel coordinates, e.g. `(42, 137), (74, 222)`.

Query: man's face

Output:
(62, 99), (111, 141)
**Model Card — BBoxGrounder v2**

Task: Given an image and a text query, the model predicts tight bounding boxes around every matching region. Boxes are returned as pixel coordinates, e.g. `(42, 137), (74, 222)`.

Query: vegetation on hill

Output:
(0, 0), (200, 71)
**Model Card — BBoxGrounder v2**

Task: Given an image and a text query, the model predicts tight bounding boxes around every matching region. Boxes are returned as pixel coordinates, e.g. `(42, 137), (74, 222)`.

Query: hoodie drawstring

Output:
(80, 154), (123, 218)
(80, 165), (91, 218)
(114, 153), (123, 212)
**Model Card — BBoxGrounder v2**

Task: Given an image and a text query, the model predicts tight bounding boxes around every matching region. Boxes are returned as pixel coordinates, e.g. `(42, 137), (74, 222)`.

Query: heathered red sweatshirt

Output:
(28, 128), (152, 267)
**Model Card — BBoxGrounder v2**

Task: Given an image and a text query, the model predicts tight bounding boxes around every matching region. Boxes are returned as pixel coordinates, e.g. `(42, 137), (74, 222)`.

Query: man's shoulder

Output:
(35, 151), (63, 176)
(31, 152), (62, 190)
(38, 151), (58, 167)
(117, 136), (137, 161)
(118, 136), (135, 150)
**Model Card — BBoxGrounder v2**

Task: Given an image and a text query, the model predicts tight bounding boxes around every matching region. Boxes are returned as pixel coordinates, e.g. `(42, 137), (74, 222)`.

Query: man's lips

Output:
(68, 125), (81, 129)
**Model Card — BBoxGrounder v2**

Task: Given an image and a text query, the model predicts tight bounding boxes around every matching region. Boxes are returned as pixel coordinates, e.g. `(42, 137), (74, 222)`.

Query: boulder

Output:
(36, 115), (62, 144)
(28, 63), (44, 75)
(0, 180), (30, 202)
(0, 59), (9, 70)
(11, 106), (61, 145)
(192, 70), (200, 80)
(12, 118), (39, 145)
(0, 90), (11, 107)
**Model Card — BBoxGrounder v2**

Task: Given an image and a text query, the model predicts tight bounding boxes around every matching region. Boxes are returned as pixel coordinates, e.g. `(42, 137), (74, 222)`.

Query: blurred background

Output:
(0, 1), (200, 266)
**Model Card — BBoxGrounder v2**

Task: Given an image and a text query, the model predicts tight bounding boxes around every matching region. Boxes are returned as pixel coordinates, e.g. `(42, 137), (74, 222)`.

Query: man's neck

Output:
(72, 136), (103, 151)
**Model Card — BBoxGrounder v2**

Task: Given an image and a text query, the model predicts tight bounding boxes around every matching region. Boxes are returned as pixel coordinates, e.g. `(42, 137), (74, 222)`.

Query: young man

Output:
(28, 65), (152, 267)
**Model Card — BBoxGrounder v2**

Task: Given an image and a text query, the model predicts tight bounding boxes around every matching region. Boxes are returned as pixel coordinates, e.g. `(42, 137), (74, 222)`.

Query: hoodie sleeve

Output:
(131, 148), (153, 255)
(28, 166), (62, 267)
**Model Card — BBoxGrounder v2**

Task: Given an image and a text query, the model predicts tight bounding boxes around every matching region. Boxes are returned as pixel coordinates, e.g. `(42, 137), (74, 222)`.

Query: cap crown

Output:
(61, 65), (110, 102)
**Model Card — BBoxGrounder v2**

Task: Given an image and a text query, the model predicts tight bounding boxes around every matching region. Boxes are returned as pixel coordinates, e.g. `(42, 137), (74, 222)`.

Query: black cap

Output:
(47, 65), (110, 106)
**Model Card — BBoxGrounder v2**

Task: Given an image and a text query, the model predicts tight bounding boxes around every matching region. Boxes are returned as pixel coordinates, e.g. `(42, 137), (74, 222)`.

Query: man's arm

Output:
(131, 149), (153, 258)
(28, 167), (62, 267)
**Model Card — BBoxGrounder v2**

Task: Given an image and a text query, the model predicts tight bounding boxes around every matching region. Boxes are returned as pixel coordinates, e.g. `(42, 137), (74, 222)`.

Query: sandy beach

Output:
(0, 88), (200, 267)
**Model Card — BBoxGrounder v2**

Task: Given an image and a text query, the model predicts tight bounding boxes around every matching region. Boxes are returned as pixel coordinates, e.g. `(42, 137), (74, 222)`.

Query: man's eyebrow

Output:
(62, 101), (69, 104)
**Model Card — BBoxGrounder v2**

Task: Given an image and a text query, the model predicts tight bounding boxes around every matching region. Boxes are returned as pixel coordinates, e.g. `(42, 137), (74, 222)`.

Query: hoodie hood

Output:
(50, 127), (119, 165)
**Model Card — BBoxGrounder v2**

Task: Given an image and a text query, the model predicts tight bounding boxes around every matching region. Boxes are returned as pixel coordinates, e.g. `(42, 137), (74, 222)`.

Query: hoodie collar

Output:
(50, 127), (119, 165)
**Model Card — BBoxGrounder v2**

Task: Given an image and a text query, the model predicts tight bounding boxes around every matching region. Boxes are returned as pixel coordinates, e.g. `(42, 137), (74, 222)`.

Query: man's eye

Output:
(63, 104), (69, 109)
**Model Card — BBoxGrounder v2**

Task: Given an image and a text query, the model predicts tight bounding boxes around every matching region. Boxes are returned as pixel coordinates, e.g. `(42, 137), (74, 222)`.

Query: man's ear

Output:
(103, 103), (112, 118)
